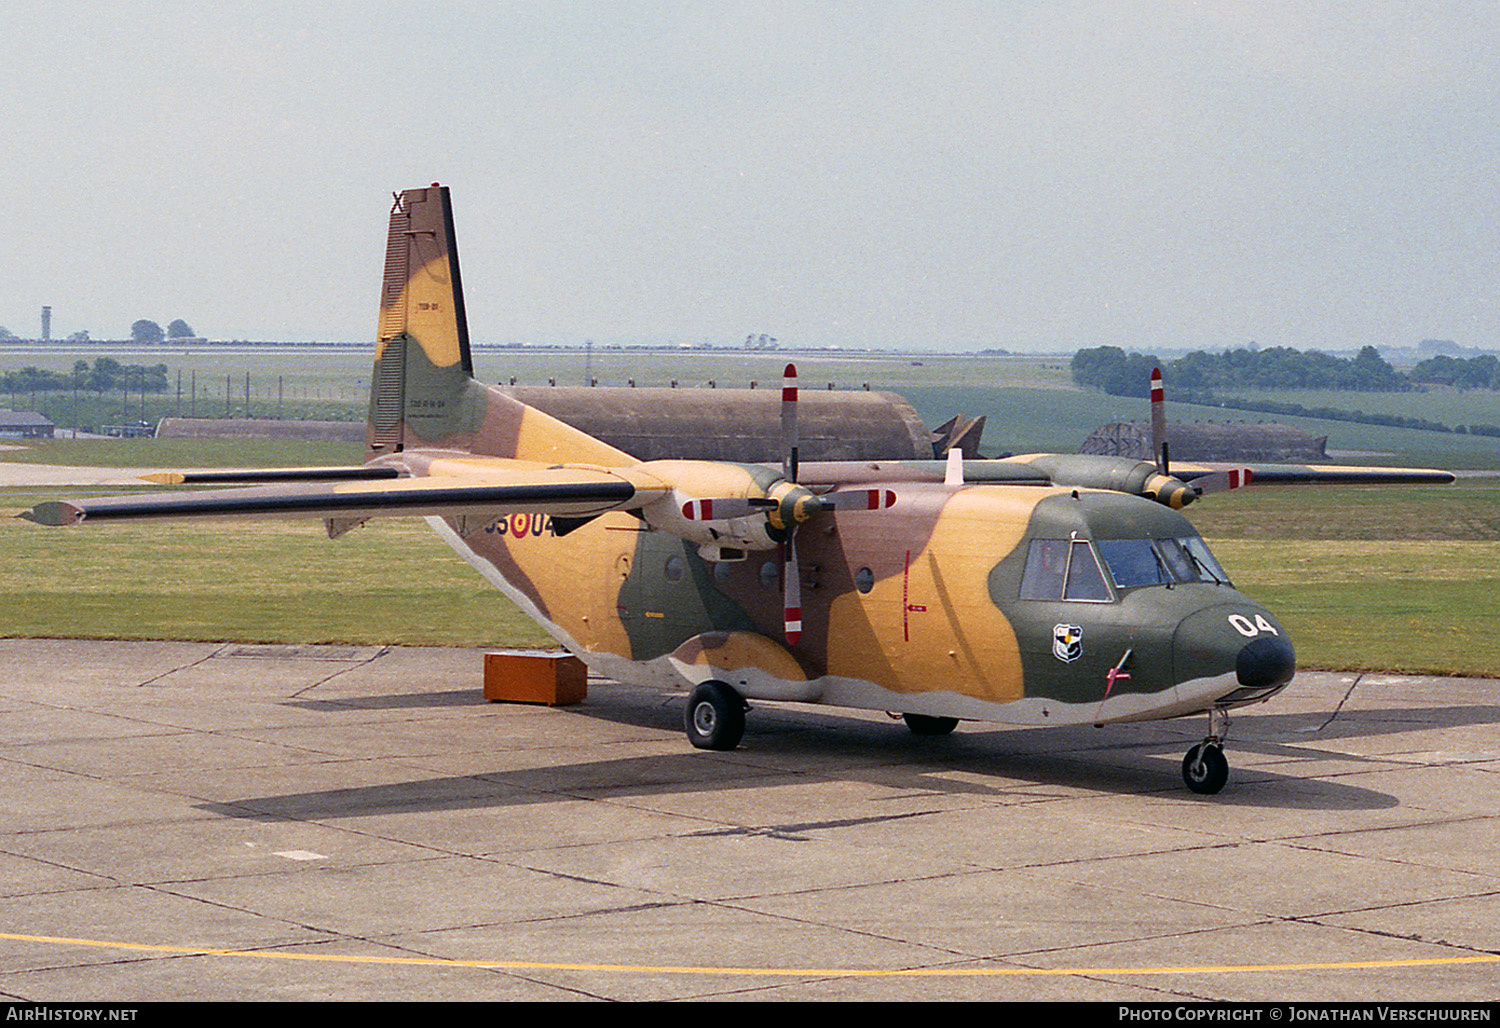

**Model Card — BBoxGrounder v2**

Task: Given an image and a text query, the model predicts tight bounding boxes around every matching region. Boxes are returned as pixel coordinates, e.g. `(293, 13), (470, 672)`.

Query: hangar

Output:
(0, 409), (55, 439)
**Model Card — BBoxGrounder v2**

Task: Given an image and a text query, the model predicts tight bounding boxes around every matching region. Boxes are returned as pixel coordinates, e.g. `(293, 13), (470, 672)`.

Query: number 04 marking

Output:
(1228, 613), (1279, 638)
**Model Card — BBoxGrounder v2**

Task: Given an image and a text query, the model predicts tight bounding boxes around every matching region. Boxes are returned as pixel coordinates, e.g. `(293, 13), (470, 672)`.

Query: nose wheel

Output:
(1182, 709), (1231, 795)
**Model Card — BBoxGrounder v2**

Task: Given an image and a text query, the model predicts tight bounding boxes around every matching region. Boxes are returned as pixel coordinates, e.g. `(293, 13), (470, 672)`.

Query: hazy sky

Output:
(6, 2), (1497, 351)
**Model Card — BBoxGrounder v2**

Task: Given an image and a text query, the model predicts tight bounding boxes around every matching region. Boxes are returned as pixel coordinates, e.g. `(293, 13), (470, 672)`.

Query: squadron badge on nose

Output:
(1052, 623), (1083, 663)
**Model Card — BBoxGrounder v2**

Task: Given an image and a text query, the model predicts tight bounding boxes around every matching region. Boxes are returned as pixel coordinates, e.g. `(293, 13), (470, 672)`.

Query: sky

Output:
(5, 1), (1497, 352)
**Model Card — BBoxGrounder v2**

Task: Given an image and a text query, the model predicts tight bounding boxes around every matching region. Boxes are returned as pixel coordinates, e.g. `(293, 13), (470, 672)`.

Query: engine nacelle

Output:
(635, 459), (787, 554)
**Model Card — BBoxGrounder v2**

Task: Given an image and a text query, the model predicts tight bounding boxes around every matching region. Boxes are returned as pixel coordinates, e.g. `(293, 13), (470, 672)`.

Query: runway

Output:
(0, 638), (1495, 1001)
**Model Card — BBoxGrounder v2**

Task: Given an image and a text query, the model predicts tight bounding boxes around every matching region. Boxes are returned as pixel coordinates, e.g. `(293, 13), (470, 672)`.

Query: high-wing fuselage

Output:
(401, 443), (1291, 730)
(20, 184), (1450, 795)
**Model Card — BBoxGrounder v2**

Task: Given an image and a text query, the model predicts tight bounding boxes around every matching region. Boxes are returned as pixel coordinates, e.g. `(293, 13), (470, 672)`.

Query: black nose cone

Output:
(1237, 636), (1296, 691)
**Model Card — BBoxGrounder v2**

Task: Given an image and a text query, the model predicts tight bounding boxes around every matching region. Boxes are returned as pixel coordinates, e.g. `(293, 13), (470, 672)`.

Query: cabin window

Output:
(664, 555), (685, 583)
(1019, 539), (1112, 603)
(760, 561), (779, 589)
(855, 567), (874, 593)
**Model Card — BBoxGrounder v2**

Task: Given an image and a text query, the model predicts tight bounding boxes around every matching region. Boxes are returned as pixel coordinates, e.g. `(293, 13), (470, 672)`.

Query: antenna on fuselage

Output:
(944, 446), (965, 487)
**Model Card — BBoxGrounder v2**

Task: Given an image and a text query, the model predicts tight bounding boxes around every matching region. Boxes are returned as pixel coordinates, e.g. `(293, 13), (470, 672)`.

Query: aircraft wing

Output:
(140, 466), (403, 484)
(1170, 462), (1456, 486)
(793, 459), (1052, 486)
(797, 456), (1456, 488)
(20, 462), (666, 527)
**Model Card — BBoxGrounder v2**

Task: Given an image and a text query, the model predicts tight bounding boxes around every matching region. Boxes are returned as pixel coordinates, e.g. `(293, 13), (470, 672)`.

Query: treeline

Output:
(1072, 345), (1413, 396)
(1071, 345), (1500, 437)
(1408, 354), (1500, 390)
(0, 358), (169, 395)
(1074, 344), (1500, 397)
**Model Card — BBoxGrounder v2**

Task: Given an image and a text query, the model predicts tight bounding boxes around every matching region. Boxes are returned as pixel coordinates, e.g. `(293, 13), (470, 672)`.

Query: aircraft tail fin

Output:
(366, 185), (633, 467)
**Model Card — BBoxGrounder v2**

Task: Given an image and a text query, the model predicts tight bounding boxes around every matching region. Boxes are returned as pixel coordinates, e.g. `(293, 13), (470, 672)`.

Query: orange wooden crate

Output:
(483, 650), (587, 706)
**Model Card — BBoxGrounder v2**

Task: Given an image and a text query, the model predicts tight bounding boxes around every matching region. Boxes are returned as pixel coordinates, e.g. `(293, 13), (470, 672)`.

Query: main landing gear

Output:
(684, 680), (746, 751)
(1182, 708), (1231, 795)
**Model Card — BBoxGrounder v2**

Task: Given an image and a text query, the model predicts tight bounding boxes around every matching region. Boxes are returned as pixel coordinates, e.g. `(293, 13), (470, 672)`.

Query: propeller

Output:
(1150, 367), (1169, 477)
(1191, 467), (1253, 495)
(1146, 367), (1252, 503)
(779, 364), (806, 643)
(783, 361), (799, 483)
(678, 362), (894, 645)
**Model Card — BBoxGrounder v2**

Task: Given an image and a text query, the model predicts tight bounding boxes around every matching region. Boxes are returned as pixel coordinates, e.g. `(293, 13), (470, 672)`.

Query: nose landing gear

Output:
(1182, 708), (1231, 795)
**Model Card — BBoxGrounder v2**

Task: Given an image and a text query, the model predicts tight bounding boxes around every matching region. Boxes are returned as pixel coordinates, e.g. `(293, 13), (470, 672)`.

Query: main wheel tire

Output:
(1182, 743), (1229, 795)
(684, 681), (746, 751)
(902, 713), (959, 736)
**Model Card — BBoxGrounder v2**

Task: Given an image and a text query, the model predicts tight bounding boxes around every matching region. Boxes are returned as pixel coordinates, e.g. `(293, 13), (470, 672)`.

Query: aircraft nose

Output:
(1172, 604), (1296, 703)
(1236, 635), (1296, 691)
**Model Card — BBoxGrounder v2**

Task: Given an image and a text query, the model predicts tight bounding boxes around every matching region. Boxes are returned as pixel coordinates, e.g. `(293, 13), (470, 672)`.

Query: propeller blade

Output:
(821, 488), (896, 512)
(783, 532), (802, 646)
(681, 497), (759, 520)
(782, 362), (799, 483)
(1192, 467), (1254, 495)
(1150, 367), (1168, 475)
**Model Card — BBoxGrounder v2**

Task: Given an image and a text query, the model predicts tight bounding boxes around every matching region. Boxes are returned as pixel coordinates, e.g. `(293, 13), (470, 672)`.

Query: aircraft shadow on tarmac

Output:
(193, 688), (1498, 823)
(286, 689), (493, 711)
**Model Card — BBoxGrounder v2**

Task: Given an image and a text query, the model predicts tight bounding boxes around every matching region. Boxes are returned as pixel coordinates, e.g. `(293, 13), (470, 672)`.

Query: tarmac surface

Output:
(0, 638), (1496, 1002)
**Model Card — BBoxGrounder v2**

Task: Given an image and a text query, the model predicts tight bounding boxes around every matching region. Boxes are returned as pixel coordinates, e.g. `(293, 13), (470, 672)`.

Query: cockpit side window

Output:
(1181, 536), (1232, 584)
(1019, 538), (1112, 602)
(1156, 538), (1200, 582)
(1063, 540), (1111, 601)
(1019, 539), (1068, 600)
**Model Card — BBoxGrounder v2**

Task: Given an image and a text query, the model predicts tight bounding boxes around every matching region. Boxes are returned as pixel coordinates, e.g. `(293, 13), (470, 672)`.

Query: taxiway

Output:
(0, 638), (1496, 1001)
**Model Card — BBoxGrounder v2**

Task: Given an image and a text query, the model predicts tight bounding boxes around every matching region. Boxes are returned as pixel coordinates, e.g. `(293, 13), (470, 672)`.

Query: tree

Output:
(167, 319), (196, 339)
(0, 327), (14, 340)
(131, 319), (164, 344)
(1070, 345), (1164, 397)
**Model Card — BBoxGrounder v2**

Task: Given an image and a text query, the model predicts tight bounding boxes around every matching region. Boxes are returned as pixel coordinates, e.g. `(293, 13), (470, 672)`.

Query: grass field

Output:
(1212, 384), (1500, 429)
(4, 346), (1498, 676)
(0, 515), (551, 648)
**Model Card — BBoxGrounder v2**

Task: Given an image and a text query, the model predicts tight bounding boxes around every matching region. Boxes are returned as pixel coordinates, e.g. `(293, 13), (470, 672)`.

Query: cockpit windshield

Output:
(1020, 535), (1231, 602)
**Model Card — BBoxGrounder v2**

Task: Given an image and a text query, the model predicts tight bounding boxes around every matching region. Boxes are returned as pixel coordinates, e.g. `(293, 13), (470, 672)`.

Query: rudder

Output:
(367, 184), (480, 456)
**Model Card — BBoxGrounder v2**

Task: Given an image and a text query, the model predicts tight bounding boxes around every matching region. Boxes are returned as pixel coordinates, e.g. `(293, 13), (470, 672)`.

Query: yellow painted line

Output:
(2, 933), (1497, 978)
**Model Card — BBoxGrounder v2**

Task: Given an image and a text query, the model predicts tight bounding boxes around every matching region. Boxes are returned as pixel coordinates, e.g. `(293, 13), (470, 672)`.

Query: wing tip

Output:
(18, 501), (80, 526)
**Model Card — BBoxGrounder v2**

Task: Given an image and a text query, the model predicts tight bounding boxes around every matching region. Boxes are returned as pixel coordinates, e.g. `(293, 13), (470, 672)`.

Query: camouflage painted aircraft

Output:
(22, 185), (1456, 794)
